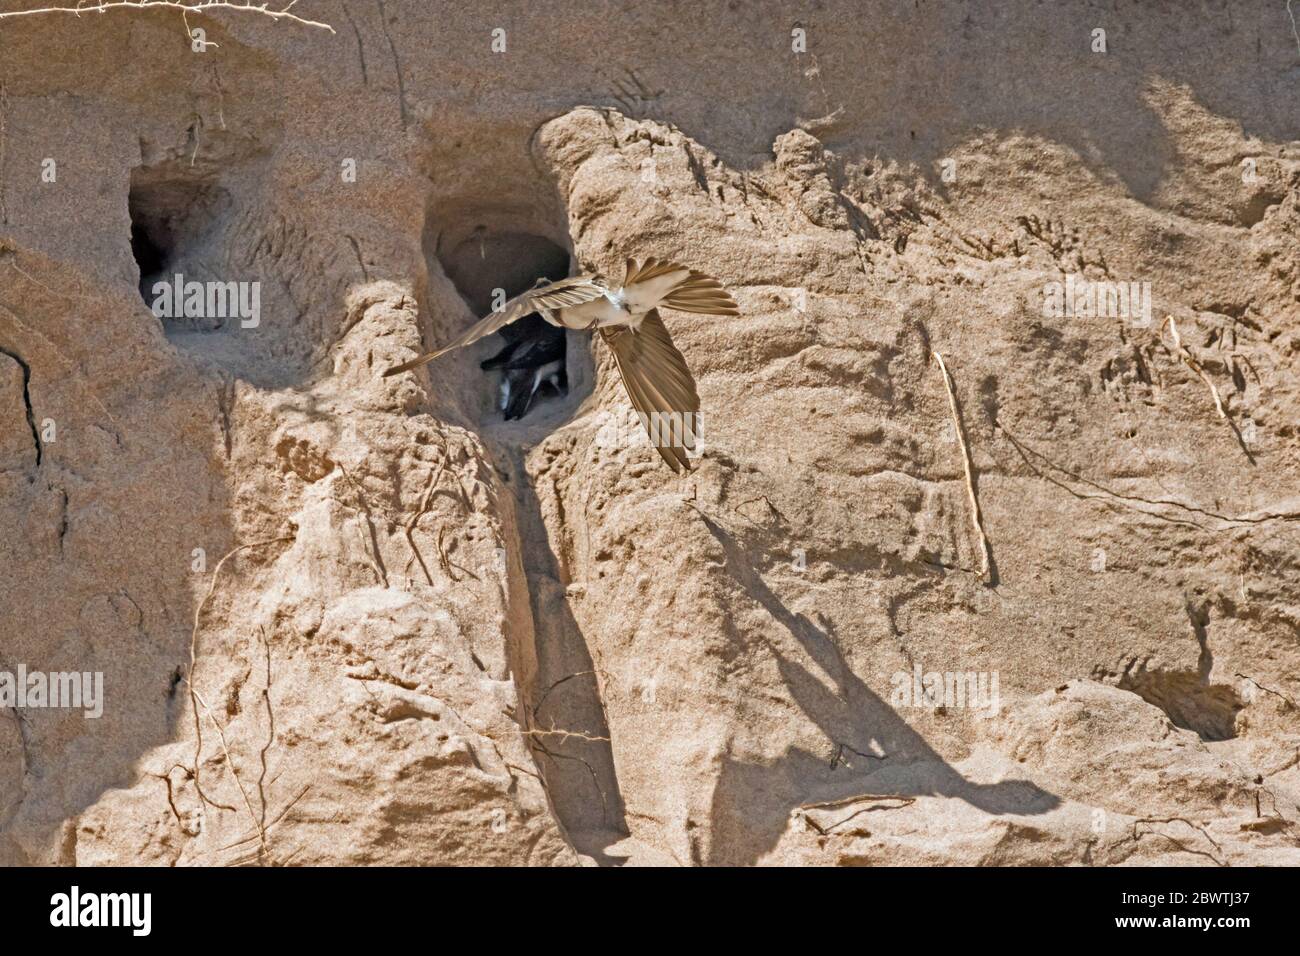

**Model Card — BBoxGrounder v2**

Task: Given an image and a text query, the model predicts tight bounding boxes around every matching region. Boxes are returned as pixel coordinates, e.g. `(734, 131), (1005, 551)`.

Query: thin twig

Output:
(1129, 816), (1225, 866)
(997, 418), (1298, 529)
(518, 670), (611, 823)
(435, 525), (479, 582)
(192, 686), (266, 861)
(531, 670), (596, 720)
(528, 736), (610, 824)
(404, 453), (448, 586)
(186, 535), (292, 818)
(520, 727), (611, 744)
(1165, 316), (1227, 417)
(0, 0), (334, 32)
(161, 761), (236, 813)
(1162, 315), (1255, 464)
(335, 462), (389, 588)
(796, 794), (916, 836)
(732, 494), (783, 526)
(216, 783), (310, 853)
(933, 351), (994, 585)
(255, 626), (276, 855)
(1290, 0), (1300, 61)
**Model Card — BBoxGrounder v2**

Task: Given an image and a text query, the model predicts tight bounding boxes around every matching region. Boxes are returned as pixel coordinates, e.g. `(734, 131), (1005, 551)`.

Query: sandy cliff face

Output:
(0, 1), (1297, 865)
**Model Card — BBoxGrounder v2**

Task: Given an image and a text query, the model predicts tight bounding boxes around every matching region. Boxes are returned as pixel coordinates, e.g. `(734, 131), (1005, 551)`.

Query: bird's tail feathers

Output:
(661, 270), (740, 316)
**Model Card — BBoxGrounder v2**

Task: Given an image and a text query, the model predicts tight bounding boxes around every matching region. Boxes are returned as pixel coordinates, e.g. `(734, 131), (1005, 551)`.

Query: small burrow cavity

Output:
(432, 225), (587, 424)
(128, 162), (233, 329)
(423, 202), (627, 850)
(128, 152), (325, 387)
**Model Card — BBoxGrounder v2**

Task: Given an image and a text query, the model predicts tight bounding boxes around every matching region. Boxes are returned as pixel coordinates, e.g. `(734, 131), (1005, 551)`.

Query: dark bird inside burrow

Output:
(478, 313), (568, 421)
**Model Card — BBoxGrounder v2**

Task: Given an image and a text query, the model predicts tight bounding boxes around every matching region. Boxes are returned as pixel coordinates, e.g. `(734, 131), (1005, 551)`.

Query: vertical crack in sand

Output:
(0, 344), (41, 468)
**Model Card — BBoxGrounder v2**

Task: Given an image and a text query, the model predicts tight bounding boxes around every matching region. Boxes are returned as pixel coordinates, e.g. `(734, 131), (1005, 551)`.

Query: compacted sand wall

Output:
(0, 1), (1298, 865)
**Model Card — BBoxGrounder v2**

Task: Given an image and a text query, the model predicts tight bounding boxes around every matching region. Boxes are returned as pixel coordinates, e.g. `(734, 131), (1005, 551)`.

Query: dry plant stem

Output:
(1164, 316), (1227, 417)
(192, 686), (266, 861)
(520, 727), (611, 744)
(996, 420), (1298, 529)
(933, 351), (993, 585)
(0, 79), (8, 225)
(436, 526), (452, 578)
(1162, 315), (1255, 464)
(797, 794), (916, 836)
(154, 770), (183, 825)
(255, 626), (275, 852)
(216, 782), (310, 854)
(529, 736), (610, 823)
(161, 760), (235, 812)
(1130, 816), (1225, 866)
(335, 462), (389, 588)
(523, 670), (611, 821)
(404, 453), (449, 585)
(0, 1), (335, 32)
(531, 670), (596, 719)
(434, 525), (479, 582)
(186, 535), (292, 822)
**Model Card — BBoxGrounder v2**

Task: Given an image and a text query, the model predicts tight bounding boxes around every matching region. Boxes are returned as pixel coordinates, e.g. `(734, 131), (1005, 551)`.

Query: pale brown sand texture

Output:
(0, 1), (1298, 865)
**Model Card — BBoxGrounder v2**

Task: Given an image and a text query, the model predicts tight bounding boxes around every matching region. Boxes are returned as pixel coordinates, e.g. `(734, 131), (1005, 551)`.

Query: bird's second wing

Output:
(600, 309), (701, 474)
(621, 258), (739, 317)
(384, 276), (606, 377)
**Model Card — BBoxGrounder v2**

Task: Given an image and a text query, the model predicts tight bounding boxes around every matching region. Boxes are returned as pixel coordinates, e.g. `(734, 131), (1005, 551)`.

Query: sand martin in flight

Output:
(385, 258), (739, 472)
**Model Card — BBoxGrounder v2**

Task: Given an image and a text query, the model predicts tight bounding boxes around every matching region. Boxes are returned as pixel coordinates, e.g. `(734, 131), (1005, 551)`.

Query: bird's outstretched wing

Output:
(600, 309), (701, 474)
(621, 258), (739, 317)
(383, 275), (606, 377)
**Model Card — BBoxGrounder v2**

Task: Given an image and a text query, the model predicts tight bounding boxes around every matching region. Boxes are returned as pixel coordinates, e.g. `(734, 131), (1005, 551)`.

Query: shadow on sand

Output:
(698, 516), (1059, 865)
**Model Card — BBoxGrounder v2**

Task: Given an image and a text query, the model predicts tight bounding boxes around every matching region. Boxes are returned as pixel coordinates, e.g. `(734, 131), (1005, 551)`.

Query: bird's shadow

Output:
(696, 515), (1059, 865)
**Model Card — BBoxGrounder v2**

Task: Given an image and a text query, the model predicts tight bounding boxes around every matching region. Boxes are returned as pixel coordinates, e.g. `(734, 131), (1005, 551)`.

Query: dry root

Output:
(933, 351), (994, 585)
(0, 1), (334, 36)
(1161, 315), (1256, 464)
